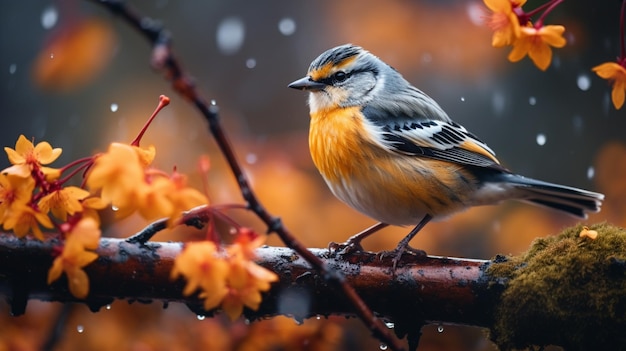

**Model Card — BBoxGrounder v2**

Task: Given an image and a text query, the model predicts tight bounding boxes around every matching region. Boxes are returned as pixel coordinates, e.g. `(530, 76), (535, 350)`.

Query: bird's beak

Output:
(288, 76), (326, 91)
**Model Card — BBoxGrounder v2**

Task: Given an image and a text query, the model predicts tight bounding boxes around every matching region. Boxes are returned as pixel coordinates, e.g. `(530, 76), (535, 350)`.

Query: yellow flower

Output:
(592, 62), (626, 109)
(3, 135), (62, 178)
(47, 218), (100, 298)
(0, 173), (34, 223)
(171, 241), (229, 311)
(484, 0), (525, 47)
(222, 234), (278, 321)
(38, 186), (91, 221)
(508, 24), (566, 71)
(2, 203), (54, 240)
(81, 196), (108, 225)
(86, 142), (148, 216)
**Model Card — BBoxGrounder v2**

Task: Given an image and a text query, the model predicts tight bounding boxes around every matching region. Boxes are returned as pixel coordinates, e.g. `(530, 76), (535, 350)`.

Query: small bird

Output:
(289, 44), (604, 262)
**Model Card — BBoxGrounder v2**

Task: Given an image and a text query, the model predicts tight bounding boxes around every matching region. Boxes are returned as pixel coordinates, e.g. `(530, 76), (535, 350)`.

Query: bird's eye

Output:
(332, 71), (349, 83)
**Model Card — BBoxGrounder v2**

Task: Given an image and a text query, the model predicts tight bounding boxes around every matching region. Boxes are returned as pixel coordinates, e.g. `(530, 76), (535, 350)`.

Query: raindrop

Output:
(9, 64), (16, 75)
(465, 2), (484, 26)
(437, 325), (444, 333)
(577, 74), (591, 91)
(315, 315), (321, 320)
(111, 205), (119, 211)
(587, 166), (595, 180)
(492, 91), (505, 115)
(110, 103), (118, 112)
(244, 319), (251, 325)
(197, 315), (205, 321)
(572, 115), (583, 132)
(105, 304), (112, 310)
(41, 5), (58, 30)
(210, 99), (217, 106)
(245, 153), (258, 164)
(460, 96), (465, 102)
(50, 53), (55, 59)
(422, 53), (432, 64)
(278, 17), (296, 36)
(528, 96), (537, 106)
(245, 58), (257, 69)
(77, 325), (85, 333)
(385, 322), (395, 329)
(216, 17), (245, 55)
(379, 343), (388, 350)
(536, 133), (547, 146)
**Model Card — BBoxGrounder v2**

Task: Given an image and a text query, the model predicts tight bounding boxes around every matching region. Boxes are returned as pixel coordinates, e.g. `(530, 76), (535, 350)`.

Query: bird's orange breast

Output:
(309, 106), (373, 184)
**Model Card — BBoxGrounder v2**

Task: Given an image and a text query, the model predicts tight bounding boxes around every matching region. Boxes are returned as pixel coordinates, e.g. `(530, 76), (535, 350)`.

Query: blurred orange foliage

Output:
(32, 18), (116, 92)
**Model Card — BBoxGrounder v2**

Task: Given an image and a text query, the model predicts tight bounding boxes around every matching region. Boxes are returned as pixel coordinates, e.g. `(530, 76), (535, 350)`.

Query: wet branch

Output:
(89, 0), (405, 349)
(0, 233), (493, 327)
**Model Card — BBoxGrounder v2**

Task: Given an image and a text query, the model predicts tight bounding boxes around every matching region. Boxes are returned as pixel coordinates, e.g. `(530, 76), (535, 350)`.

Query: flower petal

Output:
(539, 25), (566, 48)
(612, 79), (626, 109)
(592, 62), (623, 79)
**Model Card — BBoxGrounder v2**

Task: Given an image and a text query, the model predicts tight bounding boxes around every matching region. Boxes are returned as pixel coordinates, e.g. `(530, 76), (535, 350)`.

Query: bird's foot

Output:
(379, 245), (427, 270)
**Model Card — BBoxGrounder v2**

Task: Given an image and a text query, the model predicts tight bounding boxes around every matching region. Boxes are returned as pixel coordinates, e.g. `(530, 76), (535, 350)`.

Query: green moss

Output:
(487, 223), (626, 351)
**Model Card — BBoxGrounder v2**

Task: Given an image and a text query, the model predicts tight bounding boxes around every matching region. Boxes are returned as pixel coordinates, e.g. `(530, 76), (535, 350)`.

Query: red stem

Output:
(535, 0), (564, 28)
(131, 95), (170, 147)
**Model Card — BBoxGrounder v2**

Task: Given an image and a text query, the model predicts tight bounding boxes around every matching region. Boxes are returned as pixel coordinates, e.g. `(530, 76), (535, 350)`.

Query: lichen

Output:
(487, 223), (626, 351)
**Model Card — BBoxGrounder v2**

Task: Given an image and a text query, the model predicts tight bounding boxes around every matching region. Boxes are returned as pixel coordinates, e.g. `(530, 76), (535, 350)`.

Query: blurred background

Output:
(0, 0), (624, 350)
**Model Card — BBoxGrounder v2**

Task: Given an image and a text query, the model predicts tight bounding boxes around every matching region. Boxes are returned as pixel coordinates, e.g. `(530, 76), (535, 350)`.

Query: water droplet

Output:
(587, 166), (595, 180)
(422, 53), (432, 64)
(529, 96), (537, 106)
(492, 91), (505, 115)
(379, 343), (388, 350)
(245, 153), (258, 164)
(245, 58), (256, 69)
(9, 64), (17, 75)
(110, 103), (118, 112)
(437, 325), (444, 333)
(216, 17), (245, 55)
(197, 315), (205, 320)
(50, 53), (55, 59)
(460, 96), (465, 102)
(315, 315), (321, 320)
(244, 319), (251, 325)
(41, 6), (58, 30)
(385, 322), (395, 329)
(210, 99), (217, 106)
(77, 325), (84, 333)
(111, 205), (119, 211)
(572, 115), (583, 132)
(465, 2), (484, 26)
(536, 133), (547, 146)
(577, 74), (591, 91)
(278, 18), (296, 36)
(105, 304), (112, 310)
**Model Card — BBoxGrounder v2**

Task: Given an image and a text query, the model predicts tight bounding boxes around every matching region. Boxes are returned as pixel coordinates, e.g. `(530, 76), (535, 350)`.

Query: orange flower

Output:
(47, 218), (101, 298)
(508, 24), (566, 71)
(171, 241), (229, 311)
(85, 142), (149, 216)
(2, 203), (54, 240)
(592, 62), (626, 109)
(484, 0), (526, 47)
(222, 234), (278, 320)
(80, 196), (108, 225)
(38, 186), (91, 221)
(3, 135), (62, 178)
(0, 173), (34, 223)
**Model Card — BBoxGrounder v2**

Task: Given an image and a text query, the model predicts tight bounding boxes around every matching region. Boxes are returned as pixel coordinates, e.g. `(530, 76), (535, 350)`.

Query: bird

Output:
(288, 44), (604, 264)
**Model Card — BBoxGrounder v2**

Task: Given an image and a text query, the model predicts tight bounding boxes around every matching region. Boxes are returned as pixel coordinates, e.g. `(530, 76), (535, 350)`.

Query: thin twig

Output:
(89, 1), (406, 349)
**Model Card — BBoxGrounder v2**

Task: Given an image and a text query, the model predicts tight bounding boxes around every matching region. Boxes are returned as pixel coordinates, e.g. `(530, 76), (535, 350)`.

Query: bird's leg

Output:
(329, 222), (389, 255)
(388, 214), (433, 269)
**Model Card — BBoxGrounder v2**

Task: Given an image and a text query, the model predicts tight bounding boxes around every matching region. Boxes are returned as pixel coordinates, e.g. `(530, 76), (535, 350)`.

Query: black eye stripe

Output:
(316, 68), (376, 86)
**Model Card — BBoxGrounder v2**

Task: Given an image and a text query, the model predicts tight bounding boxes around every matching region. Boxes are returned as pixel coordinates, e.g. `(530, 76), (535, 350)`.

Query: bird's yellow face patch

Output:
(309, 56), (357, 82)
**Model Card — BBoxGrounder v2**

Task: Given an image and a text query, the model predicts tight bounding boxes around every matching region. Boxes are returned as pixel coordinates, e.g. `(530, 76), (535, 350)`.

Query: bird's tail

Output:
(493, 173), (604, 219)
